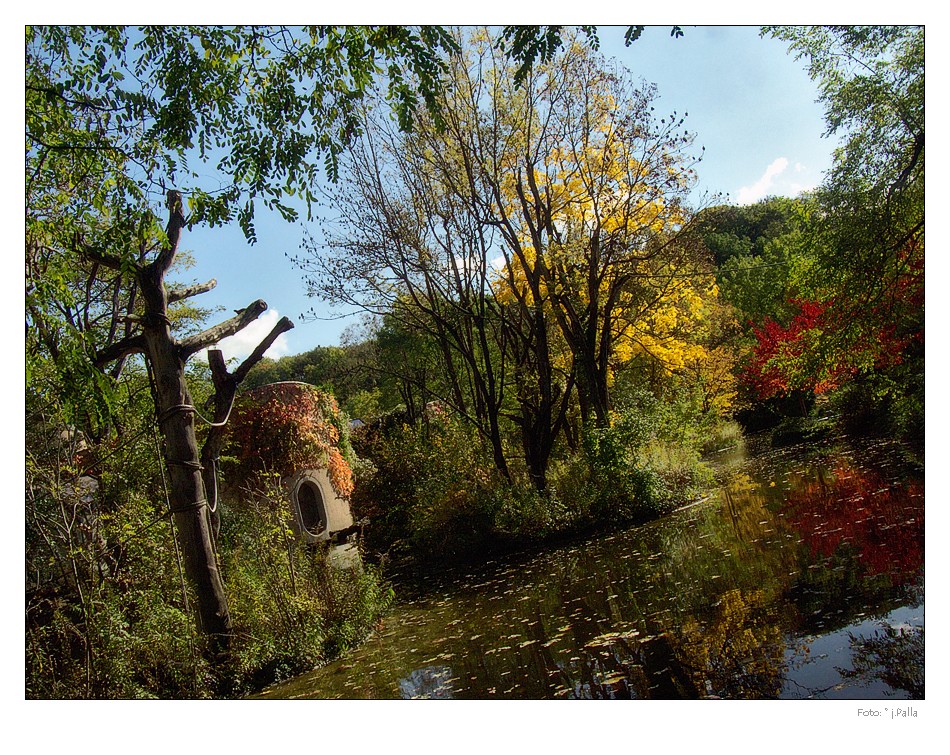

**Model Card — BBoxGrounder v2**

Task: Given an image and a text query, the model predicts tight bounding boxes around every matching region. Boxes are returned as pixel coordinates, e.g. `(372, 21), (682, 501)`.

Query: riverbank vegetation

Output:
(26, 370), (393, 698)
(26, 26), (922, 698)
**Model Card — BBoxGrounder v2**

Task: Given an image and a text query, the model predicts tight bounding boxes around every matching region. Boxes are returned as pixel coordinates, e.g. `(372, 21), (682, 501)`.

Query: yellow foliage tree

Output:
(486, 38), (713, 426)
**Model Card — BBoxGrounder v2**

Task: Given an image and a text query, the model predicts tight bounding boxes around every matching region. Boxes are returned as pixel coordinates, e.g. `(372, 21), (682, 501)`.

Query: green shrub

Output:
(26, 392), (216, 699)
(491, 482), (577, 541)
(27, 587), (212, 699)
(576, 391), (714, 524)
(351, 388), (719, 568)
(351, 414), (502, 564)
(699, 420), (743, 455)
(218, 478), (393, 693)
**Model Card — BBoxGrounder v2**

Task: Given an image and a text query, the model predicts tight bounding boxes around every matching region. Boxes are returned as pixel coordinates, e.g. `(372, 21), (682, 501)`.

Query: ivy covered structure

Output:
(223, 382), (358, 554)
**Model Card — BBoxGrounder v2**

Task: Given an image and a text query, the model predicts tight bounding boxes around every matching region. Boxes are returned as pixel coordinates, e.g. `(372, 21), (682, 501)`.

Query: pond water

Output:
(257, 434), (924, 700)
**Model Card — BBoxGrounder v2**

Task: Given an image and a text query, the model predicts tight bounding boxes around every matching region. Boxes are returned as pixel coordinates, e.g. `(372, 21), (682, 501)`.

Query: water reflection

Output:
(399, 666), (455, 699)
(257, 436), (923, 700)
(675, 588), (785, 699)
(784, 462), (923, 587)
(840, 622), (924, 698)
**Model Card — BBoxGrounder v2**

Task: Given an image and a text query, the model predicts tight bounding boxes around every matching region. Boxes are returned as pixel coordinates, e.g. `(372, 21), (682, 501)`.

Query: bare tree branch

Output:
(233, 315), (295, 382)
(178, 299), (267, 359)
(94, 334), (146, 368)
(150, 190), (187, 275)
(200, 315), (295, 536)
(168, 279), (217, 304)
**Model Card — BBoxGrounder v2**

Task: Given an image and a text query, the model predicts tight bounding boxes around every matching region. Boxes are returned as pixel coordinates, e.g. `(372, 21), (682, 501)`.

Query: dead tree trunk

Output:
(90, 190), (292, 664)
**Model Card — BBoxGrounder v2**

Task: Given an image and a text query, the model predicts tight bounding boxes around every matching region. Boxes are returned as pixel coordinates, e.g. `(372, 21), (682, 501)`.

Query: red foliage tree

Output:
(743, 252), (921, 402)
(743, 299), (846, 400)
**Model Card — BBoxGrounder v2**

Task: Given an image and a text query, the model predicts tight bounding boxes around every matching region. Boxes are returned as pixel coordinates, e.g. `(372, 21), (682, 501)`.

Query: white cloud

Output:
(208, 308), (292, 364)
(735, 157), (789, 205)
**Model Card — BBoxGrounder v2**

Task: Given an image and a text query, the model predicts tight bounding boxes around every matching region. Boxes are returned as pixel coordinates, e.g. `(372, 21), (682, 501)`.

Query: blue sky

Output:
(178, 26), (836, 362)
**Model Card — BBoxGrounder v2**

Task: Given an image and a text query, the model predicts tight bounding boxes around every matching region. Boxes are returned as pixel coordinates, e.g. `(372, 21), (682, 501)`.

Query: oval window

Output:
(295, 480), (327, 536)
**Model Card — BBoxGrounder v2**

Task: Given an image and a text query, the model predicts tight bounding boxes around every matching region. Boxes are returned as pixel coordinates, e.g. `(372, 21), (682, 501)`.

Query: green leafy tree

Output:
(695, 196), (806, 266)
(699, 197), (815, 325)
(243, 340), (382, 413)
(761, 26), (923, 441)
(763, 26), (923, 362)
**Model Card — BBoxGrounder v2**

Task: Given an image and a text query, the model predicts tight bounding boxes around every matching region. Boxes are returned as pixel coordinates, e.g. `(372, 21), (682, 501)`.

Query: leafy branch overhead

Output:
(26, 25), (460, 245)
(27, 24), (672, 254)
(499, 25), (684, 84)
(25, 24), (461, 424)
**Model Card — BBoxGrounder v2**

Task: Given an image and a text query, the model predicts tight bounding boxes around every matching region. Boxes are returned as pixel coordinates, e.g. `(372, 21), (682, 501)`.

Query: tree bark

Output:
(78, 191), (304, 667)
(136, 194), (233, 659)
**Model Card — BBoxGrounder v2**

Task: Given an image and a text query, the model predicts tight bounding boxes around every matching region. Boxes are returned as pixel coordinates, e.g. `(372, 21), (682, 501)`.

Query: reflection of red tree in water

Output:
(783, 463), (923, 586)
